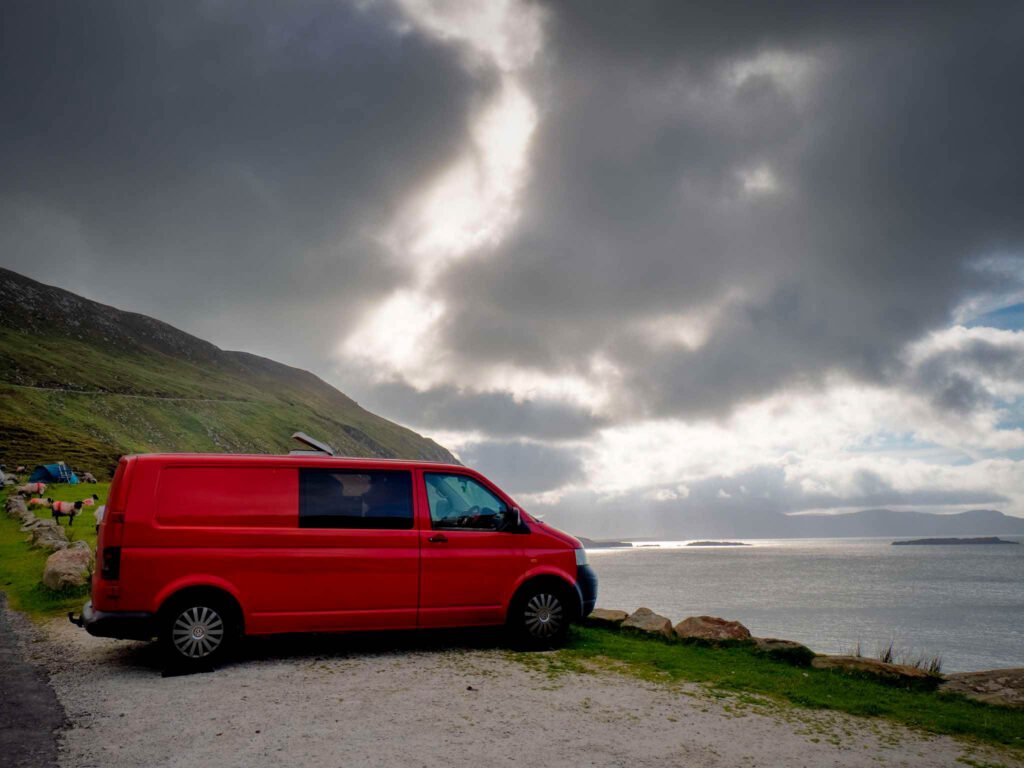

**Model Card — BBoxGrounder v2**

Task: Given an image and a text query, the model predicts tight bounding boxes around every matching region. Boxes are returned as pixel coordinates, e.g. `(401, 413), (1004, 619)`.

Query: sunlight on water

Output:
(588, 537), (1024, 672)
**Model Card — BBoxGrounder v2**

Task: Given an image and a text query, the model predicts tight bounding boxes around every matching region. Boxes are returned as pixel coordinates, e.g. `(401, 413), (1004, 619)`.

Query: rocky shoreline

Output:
(588, 607), (1024, 708)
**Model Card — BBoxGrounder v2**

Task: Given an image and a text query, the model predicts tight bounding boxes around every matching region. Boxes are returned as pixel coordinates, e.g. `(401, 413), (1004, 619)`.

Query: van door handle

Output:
(428, 534), (448, 543)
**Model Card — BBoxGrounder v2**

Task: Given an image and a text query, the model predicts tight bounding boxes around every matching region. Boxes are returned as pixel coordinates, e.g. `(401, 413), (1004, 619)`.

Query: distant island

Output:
(892, 537), (1019, 546)
(686, 541), (750, 547)
(576, 536), (633, 549)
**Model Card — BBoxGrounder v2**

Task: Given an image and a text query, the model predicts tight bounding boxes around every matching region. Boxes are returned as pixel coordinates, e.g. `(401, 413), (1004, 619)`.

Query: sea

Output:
(587, 536), (1024, 672)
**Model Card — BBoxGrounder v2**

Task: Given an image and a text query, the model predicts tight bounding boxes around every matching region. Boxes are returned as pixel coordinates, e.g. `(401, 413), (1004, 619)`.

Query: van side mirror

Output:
(510, 506), (529, 533)
(499, 506), (522, 532)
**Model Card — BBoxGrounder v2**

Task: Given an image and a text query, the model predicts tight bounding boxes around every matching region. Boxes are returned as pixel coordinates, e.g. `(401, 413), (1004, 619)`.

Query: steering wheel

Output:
(455, 505), (481, 527)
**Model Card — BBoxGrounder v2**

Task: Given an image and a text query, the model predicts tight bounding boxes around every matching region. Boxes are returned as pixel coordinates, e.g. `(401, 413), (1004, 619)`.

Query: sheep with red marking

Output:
(29, 497), (53, 508)
(51, 494), (99, 526)
(51, 500), (82, 526)
(17, 482), (46, 496)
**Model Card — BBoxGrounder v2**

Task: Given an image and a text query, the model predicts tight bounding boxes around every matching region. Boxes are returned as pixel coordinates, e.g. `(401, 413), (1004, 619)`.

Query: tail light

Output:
(97, 457), (132, 581)
(101, 547), (121, 580)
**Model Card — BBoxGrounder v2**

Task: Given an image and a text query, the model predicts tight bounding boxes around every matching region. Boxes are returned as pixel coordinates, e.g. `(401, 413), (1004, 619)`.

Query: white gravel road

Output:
(21, 619), (1022, 768)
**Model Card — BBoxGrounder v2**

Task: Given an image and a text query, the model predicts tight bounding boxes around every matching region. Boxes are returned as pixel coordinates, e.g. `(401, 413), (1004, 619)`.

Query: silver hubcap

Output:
(524, 593), (564, 638)
(172, 606), (225, 658)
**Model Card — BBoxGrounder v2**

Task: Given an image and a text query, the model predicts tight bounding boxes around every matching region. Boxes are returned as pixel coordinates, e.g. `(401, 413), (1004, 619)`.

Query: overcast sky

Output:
(3, 1), (1024, 536)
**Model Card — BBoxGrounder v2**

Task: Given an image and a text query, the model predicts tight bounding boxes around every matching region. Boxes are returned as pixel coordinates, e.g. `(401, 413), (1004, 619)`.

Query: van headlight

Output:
(575, 548), (589, 566)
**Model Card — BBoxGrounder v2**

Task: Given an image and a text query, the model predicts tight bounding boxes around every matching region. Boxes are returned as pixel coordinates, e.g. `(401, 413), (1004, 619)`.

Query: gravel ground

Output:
(15, 617), (1022, 768)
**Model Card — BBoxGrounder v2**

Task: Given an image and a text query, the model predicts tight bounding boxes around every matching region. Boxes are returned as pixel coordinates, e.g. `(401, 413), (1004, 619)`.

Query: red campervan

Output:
(72, 440), (597, 667)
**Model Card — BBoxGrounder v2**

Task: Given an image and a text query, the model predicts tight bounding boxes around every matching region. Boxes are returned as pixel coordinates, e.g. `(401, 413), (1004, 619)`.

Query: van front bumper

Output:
(576, 564), (598, 618)
(70, 601), (156, 641)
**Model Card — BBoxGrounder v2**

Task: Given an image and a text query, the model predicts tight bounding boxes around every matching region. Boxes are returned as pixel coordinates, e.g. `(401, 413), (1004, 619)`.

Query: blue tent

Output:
(29, 463), (79, 484)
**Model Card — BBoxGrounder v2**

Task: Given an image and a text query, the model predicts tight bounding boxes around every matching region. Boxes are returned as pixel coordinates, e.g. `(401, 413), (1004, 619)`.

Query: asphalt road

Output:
(0, 594), (64, 768)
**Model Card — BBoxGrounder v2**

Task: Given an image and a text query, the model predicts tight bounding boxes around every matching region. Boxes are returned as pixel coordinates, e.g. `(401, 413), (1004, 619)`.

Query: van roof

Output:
(125, 453), (466, 473)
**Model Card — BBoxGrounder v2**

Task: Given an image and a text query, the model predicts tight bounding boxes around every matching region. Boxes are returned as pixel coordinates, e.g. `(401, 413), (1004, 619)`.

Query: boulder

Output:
(5, 496), (28, 520)
(586, 608), (630, 629)
(674, 615), (752, 643)
(621, 607), (674, 639)
(19, 516), (42, 531)
(939, 668), (1024, 708)
(753, 637), (816, 666)
(29, 520), (70, 552)
(811, 655), (940, 690)
(42, 541), (94, 591)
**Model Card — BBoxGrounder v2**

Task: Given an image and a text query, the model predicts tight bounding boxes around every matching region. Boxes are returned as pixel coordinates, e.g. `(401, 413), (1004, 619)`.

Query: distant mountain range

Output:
(782, 508), (1024, 538)
(0, 268), (455, 476)
(580, 507), (1024, 543)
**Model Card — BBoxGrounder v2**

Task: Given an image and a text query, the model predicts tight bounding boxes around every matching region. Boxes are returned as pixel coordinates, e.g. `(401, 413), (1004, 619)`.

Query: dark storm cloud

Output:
(457, 440), (586, 495)
(0, 0), (493, 369)
(438, 0), (1024, 418)
(4, 0), (1024, 450)
(909, 335), (1024, 415)
(353, 377), (607, 439)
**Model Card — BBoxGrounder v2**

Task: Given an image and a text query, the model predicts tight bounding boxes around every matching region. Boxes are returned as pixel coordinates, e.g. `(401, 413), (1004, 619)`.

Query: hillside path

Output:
(1, 382), (251, 403)
(22, 617), (1022, 768)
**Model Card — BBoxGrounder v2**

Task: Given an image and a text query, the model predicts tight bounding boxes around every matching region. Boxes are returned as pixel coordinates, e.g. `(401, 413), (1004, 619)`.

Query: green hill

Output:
(0, 267), (455, 477)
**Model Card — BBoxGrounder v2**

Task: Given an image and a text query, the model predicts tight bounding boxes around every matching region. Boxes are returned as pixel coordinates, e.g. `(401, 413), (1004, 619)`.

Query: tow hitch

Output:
(68, 612), (84, 628)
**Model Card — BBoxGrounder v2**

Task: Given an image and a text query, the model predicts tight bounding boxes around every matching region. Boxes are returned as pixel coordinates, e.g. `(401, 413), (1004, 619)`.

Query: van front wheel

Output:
(509, 583), (572, 649)
(159, 596), (234, 668)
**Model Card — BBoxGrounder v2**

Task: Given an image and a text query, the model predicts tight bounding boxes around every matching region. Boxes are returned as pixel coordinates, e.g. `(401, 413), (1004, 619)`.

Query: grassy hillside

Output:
(0, 268), (454, 476)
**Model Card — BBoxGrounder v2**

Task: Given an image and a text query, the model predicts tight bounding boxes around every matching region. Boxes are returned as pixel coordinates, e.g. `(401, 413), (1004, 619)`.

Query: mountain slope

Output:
(0, 267), (455, 476)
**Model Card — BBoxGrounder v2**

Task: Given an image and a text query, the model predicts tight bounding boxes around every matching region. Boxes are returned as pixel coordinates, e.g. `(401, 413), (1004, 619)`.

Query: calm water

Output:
(588, 537), (1024, 672)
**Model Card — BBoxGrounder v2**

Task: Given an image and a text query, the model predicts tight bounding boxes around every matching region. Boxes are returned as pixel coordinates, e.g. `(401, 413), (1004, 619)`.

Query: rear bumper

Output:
(576, 564), (598, 618)
(71, 600), (156, 641)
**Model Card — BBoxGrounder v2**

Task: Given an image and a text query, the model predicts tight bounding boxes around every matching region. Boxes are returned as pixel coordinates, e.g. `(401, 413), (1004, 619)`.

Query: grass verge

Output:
(551, 626), (1024, 751)
(0, 483), (108, 617)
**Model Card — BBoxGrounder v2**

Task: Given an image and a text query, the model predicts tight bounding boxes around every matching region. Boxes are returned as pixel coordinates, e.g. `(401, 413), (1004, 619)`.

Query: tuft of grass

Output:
(0, 483), (108, 617)
(878, 638), (896, 664)
(874, 637), (943, 674)
(556, 626), (1024, 751)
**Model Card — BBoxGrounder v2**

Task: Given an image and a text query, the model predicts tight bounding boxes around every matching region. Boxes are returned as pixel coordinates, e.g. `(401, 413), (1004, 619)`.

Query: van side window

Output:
(425, 473), (509, 531)
(299, 469), (413, 530)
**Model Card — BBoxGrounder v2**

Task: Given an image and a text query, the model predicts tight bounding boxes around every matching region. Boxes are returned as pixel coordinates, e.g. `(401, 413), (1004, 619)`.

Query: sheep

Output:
(17, 482), (46, 496)
(51, 500), (83, 526)
(29, 497), (53, 508)
(81, 472), (97, 483)
(51, 495), (99, 526)
(15, 465), (26, 474)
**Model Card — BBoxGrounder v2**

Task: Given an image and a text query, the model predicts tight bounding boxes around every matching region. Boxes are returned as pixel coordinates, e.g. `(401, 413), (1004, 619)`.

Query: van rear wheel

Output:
(159, 596), (235, 668)
(509, 583), (572, 649)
